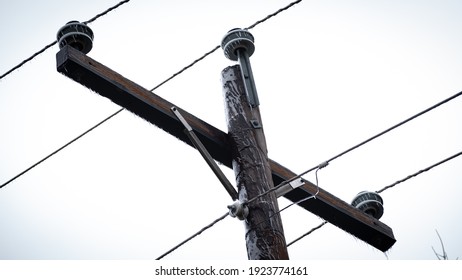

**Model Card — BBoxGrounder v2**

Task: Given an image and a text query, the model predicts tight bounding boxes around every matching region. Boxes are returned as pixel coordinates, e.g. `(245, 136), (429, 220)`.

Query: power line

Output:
(245, 0), (302, 30)
(149, 0), (303, 92)
(150, 46), (220, 92)
(156, 212), (229, 260)
(287, 221), (327, 247)
(0, 41), (57, 81)
(0, 0), (305, 189)
(287, 149), (462, 248)
(83, 0), (130, 25)
(0, 109), (124, 189)
(0, 0), (131, 81)
(245, 90), (462, 205)
(376, 150), (462, 194)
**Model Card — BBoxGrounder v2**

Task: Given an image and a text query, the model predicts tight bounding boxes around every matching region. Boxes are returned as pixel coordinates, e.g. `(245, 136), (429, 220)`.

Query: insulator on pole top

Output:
(57, 21), (94, 54)
(221, 28), (260, 107)
(221, 28), (255, 61)
(351, 191), (384, 220)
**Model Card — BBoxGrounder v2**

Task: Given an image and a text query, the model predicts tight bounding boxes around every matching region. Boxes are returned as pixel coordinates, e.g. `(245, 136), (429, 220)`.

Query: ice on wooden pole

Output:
(221, 29), (289, 260)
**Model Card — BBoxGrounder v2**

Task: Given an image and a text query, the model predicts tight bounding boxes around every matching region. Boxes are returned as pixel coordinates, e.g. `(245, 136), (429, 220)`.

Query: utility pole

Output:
(55, 21), (396, 257)
(220, 29), (288, 259)
(222, 65), (288, 259)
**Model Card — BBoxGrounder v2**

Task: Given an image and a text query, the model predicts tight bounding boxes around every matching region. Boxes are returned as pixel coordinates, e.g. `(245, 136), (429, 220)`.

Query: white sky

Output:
(1, 0), (461, 260)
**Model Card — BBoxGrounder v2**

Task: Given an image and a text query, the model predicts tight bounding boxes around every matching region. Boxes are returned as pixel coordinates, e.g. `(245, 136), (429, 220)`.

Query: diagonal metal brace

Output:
(171, 106), (238, 201)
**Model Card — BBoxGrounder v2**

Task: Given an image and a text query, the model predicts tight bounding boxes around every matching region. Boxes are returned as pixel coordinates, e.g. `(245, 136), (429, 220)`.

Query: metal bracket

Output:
(275, 178), (305, 198)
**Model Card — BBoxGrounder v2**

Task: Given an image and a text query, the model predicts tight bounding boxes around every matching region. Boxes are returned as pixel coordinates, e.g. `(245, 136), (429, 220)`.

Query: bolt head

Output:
(57, 21), (94, 54)
(221, 28), (255, 61)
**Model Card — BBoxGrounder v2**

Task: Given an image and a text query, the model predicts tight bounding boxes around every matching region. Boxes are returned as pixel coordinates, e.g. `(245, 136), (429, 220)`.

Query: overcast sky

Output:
(1, 0), (461, 260)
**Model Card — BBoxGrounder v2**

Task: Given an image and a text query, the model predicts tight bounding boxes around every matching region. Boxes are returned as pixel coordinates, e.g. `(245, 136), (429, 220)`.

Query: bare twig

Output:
(432, 229), (448, 260)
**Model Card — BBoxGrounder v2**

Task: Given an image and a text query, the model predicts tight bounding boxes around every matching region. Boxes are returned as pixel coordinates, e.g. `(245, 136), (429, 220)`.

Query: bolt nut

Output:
(221, 28), (255, 61)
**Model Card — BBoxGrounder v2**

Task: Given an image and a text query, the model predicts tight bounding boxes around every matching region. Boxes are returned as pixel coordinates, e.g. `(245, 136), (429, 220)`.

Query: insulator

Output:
(221, 28), (255, 61)
(227, 200), (249, 220)
(351, 191), (384, 219)
(57, 21), (94, 54)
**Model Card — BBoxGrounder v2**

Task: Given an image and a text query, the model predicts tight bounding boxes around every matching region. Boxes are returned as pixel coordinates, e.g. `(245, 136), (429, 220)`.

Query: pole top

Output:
(57, 21), (94, 54)
(221, 28), (255, 61)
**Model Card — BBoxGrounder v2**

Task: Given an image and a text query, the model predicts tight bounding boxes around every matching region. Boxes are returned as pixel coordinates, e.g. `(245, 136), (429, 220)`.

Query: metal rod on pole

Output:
(171, 106), (238, 201)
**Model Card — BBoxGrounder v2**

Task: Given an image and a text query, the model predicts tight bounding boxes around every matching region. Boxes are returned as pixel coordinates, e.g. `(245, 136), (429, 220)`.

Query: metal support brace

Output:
(171, 106), (238, 201)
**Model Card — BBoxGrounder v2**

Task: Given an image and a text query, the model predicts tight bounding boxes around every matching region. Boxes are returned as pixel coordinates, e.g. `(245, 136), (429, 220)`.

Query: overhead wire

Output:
(0, 0), (302, 82)
(376, 150), (462, 194)
(245, 90), (462, 205)
(0, 0), (305, 189)
(149, 0), (303, 92)
(82, 0), (130, 25)
(0, 41), (57, 81)
(0, 0), (131, 81)
(287, 149), (462, 248)
(287, 221), (327, 247)
(245, 0), (302, 30)
(156, 212), (229, 260)
(0, 109), (124, 189)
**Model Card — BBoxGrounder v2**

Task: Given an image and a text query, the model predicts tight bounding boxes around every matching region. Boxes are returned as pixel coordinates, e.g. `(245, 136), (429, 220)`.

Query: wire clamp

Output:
(318, 161), (329, 169)
(227, 200), (249, 220)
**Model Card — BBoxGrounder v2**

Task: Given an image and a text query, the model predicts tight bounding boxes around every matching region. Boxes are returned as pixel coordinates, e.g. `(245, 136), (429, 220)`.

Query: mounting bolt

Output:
(227, 200), (249, 220)
(351, 191), (384, 220)
(57, 21), (94, 54)
(250, 119), (262, 129)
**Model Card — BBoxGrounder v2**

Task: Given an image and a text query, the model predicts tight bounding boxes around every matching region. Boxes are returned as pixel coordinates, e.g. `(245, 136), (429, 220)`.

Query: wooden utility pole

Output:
(56, 45), (395, 253)
(222, 65), (289, 259)
(55, 21), (396, 256)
